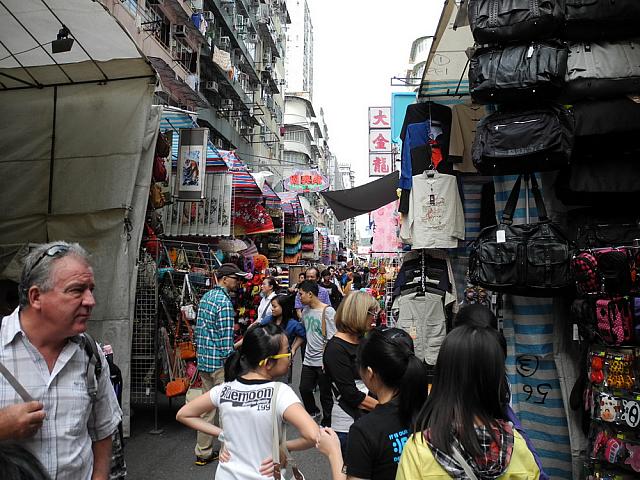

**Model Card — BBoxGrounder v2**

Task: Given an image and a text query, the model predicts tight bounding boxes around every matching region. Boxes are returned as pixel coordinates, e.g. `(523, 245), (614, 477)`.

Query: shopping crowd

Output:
(0, 246), (544, 479)
(177, 261), (546, 480)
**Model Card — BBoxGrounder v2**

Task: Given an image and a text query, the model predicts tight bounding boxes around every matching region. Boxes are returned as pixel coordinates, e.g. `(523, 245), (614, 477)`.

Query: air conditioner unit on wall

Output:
(205, 81), (219, 92)
(173, 24), (187, 38)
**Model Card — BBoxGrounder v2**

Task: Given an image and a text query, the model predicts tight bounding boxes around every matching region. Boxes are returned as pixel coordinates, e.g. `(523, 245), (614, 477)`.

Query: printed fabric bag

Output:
(469, 173), (573, 296)
(468, 0), (563, 43)
(595, 298), (634, 346)
(472, 106), (574, 175)
(469, 42), (568, 105)
(271, 384), (305, 480)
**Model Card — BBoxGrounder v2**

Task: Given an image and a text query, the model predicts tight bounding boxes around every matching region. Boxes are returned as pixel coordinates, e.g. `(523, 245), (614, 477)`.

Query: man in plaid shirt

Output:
(193, 262), (248, 465)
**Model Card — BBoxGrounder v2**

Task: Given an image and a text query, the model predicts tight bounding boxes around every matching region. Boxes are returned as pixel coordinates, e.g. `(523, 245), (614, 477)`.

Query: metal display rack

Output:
(130, 253), (158, 406)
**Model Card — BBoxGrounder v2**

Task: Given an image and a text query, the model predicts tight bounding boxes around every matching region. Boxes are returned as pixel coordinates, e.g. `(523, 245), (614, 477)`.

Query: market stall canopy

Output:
(278, 192), (305, 221)
(418, 0), (473, 99)
(321, 171), (400, 222)
(0, 0), (155, 90)
(0, 0), (160, 437)
(217, 150), (262, 198)
(260, 181), (281, 209)
(161, 108), (229, 169)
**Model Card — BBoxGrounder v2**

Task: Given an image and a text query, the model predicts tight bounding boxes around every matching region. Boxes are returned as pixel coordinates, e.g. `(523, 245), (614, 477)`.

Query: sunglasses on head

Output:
(26, 244), (70, 278)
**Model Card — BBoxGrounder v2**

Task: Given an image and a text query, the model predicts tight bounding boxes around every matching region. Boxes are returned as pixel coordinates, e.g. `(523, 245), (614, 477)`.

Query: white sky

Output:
(308, 0), (443, 233)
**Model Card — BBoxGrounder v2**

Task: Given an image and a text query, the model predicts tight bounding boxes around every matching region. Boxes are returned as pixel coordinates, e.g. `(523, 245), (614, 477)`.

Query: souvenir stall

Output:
(300, 224), (318, 262)
(254, 182), (285, 264)
(399, 1), (640, 478)
(279, 192), (305, 265)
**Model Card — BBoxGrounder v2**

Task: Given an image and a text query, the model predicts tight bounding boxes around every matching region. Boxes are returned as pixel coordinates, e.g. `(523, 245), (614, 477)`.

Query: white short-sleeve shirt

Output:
(210, 378), (301, 479)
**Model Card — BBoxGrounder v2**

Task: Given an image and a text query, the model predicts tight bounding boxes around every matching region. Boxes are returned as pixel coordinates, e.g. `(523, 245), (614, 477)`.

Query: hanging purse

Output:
(271, 384), (305, 480)
(472, 106), (574, 175)
(469, 174), (573, 296)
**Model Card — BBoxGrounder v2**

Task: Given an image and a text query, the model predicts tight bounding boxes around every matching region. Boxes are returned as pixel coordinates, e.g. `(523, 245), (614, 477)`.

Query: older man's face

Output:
(305, 269), (318, 281)
(36, 256), (96, 338)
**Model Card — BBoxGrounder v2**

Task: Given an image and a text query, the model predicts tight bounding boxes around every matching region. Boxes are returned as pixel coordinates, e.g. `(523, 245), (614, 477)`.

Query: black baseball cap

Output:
(217, 263), (249, 279)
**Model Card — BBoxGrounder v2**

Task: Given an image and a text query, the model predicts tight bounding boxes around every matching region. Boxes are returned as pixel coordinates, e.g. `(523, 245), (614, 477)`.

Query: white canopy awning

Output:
(0, 0), (155, 90)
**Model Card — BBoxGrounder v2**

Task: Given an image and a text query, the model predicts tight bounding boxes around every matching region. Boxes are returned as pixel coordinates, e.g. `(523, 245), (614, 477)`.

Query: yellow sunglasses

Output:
(258, 352), (292, 367)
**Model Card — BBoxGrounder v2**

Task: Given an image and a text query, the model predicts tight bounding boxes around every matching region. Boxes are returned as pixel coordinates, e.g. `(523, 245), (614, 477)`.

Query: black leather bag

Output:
(469, 174), (573, 297)
(468, 0), (563, 43)
(472, 107), (574, 175)
(565, 0), (640, 40)
(469, 42), (568, 104)
(576, 223), (640, 249)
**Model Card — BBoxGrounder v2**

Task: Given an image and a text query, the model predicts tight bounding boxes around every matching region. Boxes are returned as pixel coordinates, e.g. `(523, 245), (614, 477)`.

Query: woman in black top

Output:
(322, 292), (379, 454)
(317, 327), (429, 480)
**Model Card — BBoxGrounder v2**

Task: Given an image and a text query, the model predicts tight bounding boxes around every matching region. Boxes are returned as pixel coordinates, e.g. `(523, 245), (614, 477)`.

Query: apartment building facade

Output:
(101, 0), (289, 170)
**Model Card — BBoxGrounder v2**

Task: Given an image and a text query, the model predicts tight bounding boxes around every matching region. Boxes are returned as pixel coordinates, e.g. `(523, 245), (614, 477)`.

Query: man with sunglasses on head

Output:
(193, 262), (248, 466)
(0, 242), (121, 480)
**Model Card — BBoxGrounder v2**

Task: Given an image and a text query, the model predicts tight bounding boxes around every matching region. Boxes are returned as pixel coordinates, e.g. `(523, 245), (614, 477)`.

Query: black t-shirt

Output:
(345, 400), (410, 480)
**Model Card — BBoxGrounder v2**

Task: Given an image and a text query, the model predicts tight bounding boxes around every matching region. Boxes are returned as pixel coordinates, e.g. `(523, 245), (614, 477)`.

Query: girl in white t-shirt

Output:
(177, 323), (319, 479)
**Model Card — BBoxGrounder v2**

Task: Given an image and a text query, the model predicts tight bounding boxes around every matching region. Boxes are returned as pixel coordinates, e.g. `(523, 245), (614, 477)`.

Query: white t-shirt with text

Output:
(210, 378), (301, 479)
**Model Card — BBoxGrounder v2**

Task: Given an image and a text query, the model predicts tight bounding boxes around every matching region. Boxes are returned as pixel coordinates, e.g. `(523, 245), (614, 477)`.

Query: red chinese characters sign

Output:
(284, 169), (330, 193)
(368, 107), (391, 129)
(369, 153), (392, 177)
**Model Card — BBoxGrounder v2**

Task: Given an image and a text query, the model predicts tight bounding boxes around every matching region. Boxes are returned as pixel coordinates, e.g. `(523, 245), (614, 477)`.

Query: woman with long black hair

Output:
(396, 325), (540, 479)
(316, 327), (429, 480)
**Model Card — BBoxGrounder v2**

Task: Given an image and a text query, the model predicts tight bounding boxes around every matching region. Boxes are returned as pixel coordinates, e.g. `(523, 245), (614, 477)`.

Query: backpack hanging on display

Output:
(564, 0), (640, 40)
(563, 39), (640, 101)
(472, 106), (574, 175)
(469, 42), (568, 104)
(468, 0), (563, 44)
(469, 174), (574, 297)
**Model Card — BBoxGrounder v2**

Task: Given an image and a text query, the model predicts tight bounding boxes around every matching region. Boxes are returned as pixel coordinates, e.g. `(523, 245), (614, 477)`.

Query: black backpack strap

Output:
(82, 332), (102, 402)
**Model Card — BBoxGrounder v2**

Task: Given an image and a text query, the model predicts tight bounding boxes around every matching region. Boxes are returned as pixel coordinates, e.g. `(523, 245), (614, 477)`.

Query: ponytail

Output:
(398, 353), (429, 428)
(223, 323), (285, 382)
(358, 328), (429, 429)
(224, 350), (244, 382)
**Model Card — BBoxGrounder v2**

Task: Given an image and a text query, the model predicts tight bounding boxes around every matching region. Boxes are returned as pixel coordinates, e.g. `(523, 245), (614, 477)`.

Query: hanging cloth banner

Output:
(321, 171), (399, 221)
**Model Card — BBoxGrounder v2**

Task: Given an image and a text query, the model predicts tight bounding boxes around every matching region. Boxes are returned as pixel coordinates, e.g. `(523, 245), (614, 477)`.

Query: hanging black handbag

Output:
(565, 0), (640, 40)
(472, 106), (574, 175)
(469, 42), (568, 104)
(576, 223), (640, 249)
(469, 174), (573, 297)
(468, 0), (564, 44)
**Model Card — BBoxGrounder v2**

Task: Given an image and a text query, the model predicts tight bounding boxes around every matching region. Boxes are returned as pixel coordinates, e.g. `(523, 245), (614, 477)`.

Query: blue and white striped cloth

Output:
(494, 175), (576, 479)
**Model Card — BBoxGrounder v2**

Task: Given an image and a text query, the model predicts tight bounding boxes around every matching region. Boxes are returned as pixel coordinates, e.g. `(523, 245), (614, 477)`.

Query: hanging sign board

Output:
(369, 153), (393, 176)
(175, 128), (208, 200)
(368, 107), (391, 129)
(284, 169), (330, 193)
(369, 129), (392, 152)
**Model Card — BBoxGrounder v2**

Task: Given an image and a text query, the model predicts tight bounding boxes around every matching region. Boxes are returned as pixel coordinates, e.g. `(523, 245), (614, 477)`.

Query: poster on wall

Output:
(284, 169), (330, 193)
(175, 128), (209, 200)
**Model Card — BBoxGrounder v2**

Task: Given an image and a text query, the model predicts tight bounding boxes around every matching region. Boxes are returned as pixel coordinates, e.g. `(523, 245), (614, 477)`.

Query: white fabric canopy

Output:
(0, 0), (159, 435)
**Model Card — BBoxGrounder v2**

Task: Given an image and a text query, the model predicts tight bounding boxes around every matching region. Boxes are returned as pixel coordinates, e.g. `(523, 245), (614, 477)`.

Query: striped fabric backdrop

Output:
(494, 175), (574, 479)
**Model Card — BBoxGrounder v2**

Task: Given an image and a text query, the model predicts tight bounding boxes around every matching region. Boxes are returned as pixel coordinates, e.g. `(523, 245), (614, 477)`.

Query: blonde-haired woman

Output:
(322, 291), (380, 456)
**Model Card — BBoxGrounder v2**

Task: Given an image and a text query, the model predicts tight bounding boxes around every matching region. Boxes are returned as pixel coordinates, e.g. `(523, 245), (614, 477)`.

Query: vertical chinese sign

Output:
(368, 107), (393, 177)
